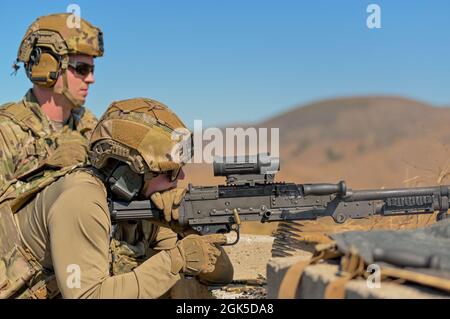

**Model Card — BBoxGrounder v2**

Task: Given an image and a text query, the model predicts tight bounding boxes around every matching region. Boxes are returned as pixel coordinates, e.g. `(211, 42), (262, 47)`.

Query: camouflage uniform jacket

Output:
(0, 89), (98, 192)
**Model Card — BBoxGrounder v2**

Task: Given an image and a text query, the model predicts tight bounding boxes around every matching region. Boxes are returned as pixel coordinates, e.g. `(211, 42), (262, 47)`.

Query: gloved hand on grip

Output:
(168, 234), (227, 276)
(150, 187), (186, 223)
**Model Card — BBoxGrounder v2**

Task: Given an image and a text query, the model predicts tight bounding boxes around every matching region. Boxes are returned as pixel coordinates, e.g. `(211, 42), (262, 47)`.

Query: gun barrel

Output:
(302, 181), (347, 196)
(347, 185), (450, 201)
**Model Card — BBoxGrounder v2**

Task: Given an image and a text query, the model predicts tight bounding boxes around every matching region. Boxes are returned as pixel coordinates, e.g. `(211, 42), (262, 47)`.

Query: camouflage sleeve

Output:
(76, 107), (98, 140)
(0, 119), (25, 187)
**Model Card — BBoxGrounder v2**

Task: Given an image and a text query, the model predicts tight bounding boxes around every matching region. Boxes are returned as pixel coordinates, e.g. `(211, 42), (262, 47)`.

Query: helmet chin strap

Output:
(53, 56), (84, 109)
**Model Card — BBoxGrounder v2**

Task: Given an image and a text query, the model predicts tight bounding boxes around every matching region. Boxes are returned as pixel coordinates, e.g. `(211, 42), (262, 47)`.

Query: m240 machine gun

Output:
(109, 154), (449, 245)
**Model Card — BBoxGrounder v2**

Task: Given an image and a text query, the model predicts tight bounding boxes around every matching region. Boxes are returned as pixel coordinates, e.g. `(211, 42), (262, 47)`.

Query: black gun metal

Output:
(109, 154), (449, 245)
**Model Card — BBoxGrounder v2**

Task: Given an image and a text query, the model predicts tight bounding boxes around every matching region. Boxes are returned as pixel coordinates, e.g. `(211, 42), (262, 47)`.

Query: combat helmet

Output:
(15, 13), (104, 107)
(89, 98), (193, 200)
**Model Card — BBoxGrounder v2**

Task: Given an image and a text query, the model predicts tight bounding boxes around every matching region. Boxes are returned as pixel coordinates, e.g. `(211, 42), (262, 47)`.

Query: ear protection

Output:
(25, 47), (61, 88)
(108, 164), (144, 201)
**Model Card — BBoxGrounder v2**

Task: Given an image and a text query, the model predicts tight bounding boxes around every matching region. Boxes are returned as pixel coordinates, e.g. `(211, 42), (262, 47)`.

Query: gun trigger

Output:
(224, 228), (240, 246)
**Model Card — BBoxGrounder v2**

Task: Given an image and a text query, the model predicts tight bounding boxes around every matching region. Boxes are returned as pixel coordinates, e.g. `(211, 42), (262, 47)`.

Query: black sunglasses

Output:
(68, 61), (95, 77)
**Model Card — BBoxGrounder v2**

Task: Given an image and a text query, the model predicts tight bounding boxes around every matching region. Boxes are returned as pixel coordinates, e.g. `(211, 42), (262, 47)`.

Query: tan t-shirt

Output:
(14, 170), (181, 298)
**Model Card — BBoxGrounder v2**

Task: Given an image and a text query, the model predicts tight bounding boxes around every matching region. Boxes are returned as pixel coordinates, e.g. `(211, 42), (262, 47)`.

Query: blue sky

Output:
(0, 1), (449, 127)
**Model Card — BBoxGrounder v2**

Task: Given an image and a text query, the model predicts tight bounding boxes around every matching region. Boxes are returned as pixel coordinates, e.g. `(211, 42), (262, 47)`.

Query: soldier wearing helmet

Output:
(0, 13), (103, 193)
(0, 98), (233, 299)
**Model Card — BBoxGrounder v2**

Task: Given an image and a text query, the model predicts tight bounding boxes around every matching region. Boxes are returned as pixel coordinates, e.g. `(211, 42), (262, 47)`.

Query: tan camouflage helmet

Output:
(89, 98), (193, 180)
(16, 13), (104, 107)
(17, 13), (103, 61)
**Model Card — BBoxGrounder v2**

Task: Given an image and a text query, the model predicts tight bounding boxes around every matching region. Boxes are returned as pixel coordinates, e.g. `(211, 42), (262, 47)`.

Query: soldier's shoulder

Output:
(79, 106), (98, 124)
(81, 106), (97, 119)
(0, 101), (16, 110)
(0, 100), (23, 115)
(52, 170), (109, 219)
(76, 106), (98, 136)
(58, 170), (107, 198)
(0, 99), (26, 122)
(46, 170), (110, 226)
(0, 101), (27, 131)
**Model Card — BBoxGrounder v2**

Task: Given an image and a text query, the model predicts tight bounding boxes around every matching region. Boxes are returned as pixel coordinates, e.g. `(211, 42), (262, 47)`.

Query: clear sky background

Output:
(0, 0), (449, 127)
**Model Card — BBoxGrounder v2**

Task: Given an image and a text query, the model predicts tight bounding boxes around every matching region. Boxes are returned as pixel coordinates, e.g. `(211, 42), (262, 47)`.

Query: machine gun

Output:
(109, 154), (450, 245)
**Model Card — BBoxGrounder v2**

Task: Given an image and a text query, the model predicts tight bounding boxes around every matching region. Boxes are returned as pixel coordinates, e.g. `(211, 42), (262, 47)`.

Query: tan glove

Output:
(168, 234), (227, 276)
(150, 187), (186, 223)
(46, 131), (88, 168)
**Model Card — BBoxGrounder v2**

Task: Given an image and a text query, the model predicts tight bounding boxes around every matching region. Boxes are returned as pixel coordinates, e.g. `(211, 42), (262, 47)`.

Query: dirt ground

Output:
(223, 234), (274, 281)
(210, 234), (273, 299)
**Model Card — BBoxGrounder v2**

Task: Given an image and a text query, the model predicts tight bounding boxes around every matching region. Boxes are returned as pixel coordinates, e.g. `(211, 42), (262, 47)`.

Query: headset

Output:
(107, 164), (144, 202)
(25, 47), (61, 88)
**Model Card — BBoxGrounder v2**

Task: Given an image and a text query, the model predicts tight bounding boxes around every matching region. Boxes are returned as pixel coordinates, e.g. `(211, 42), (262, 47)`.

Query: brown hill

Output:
(256, 95), (450, 187)
(181, 95), (450, 233)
